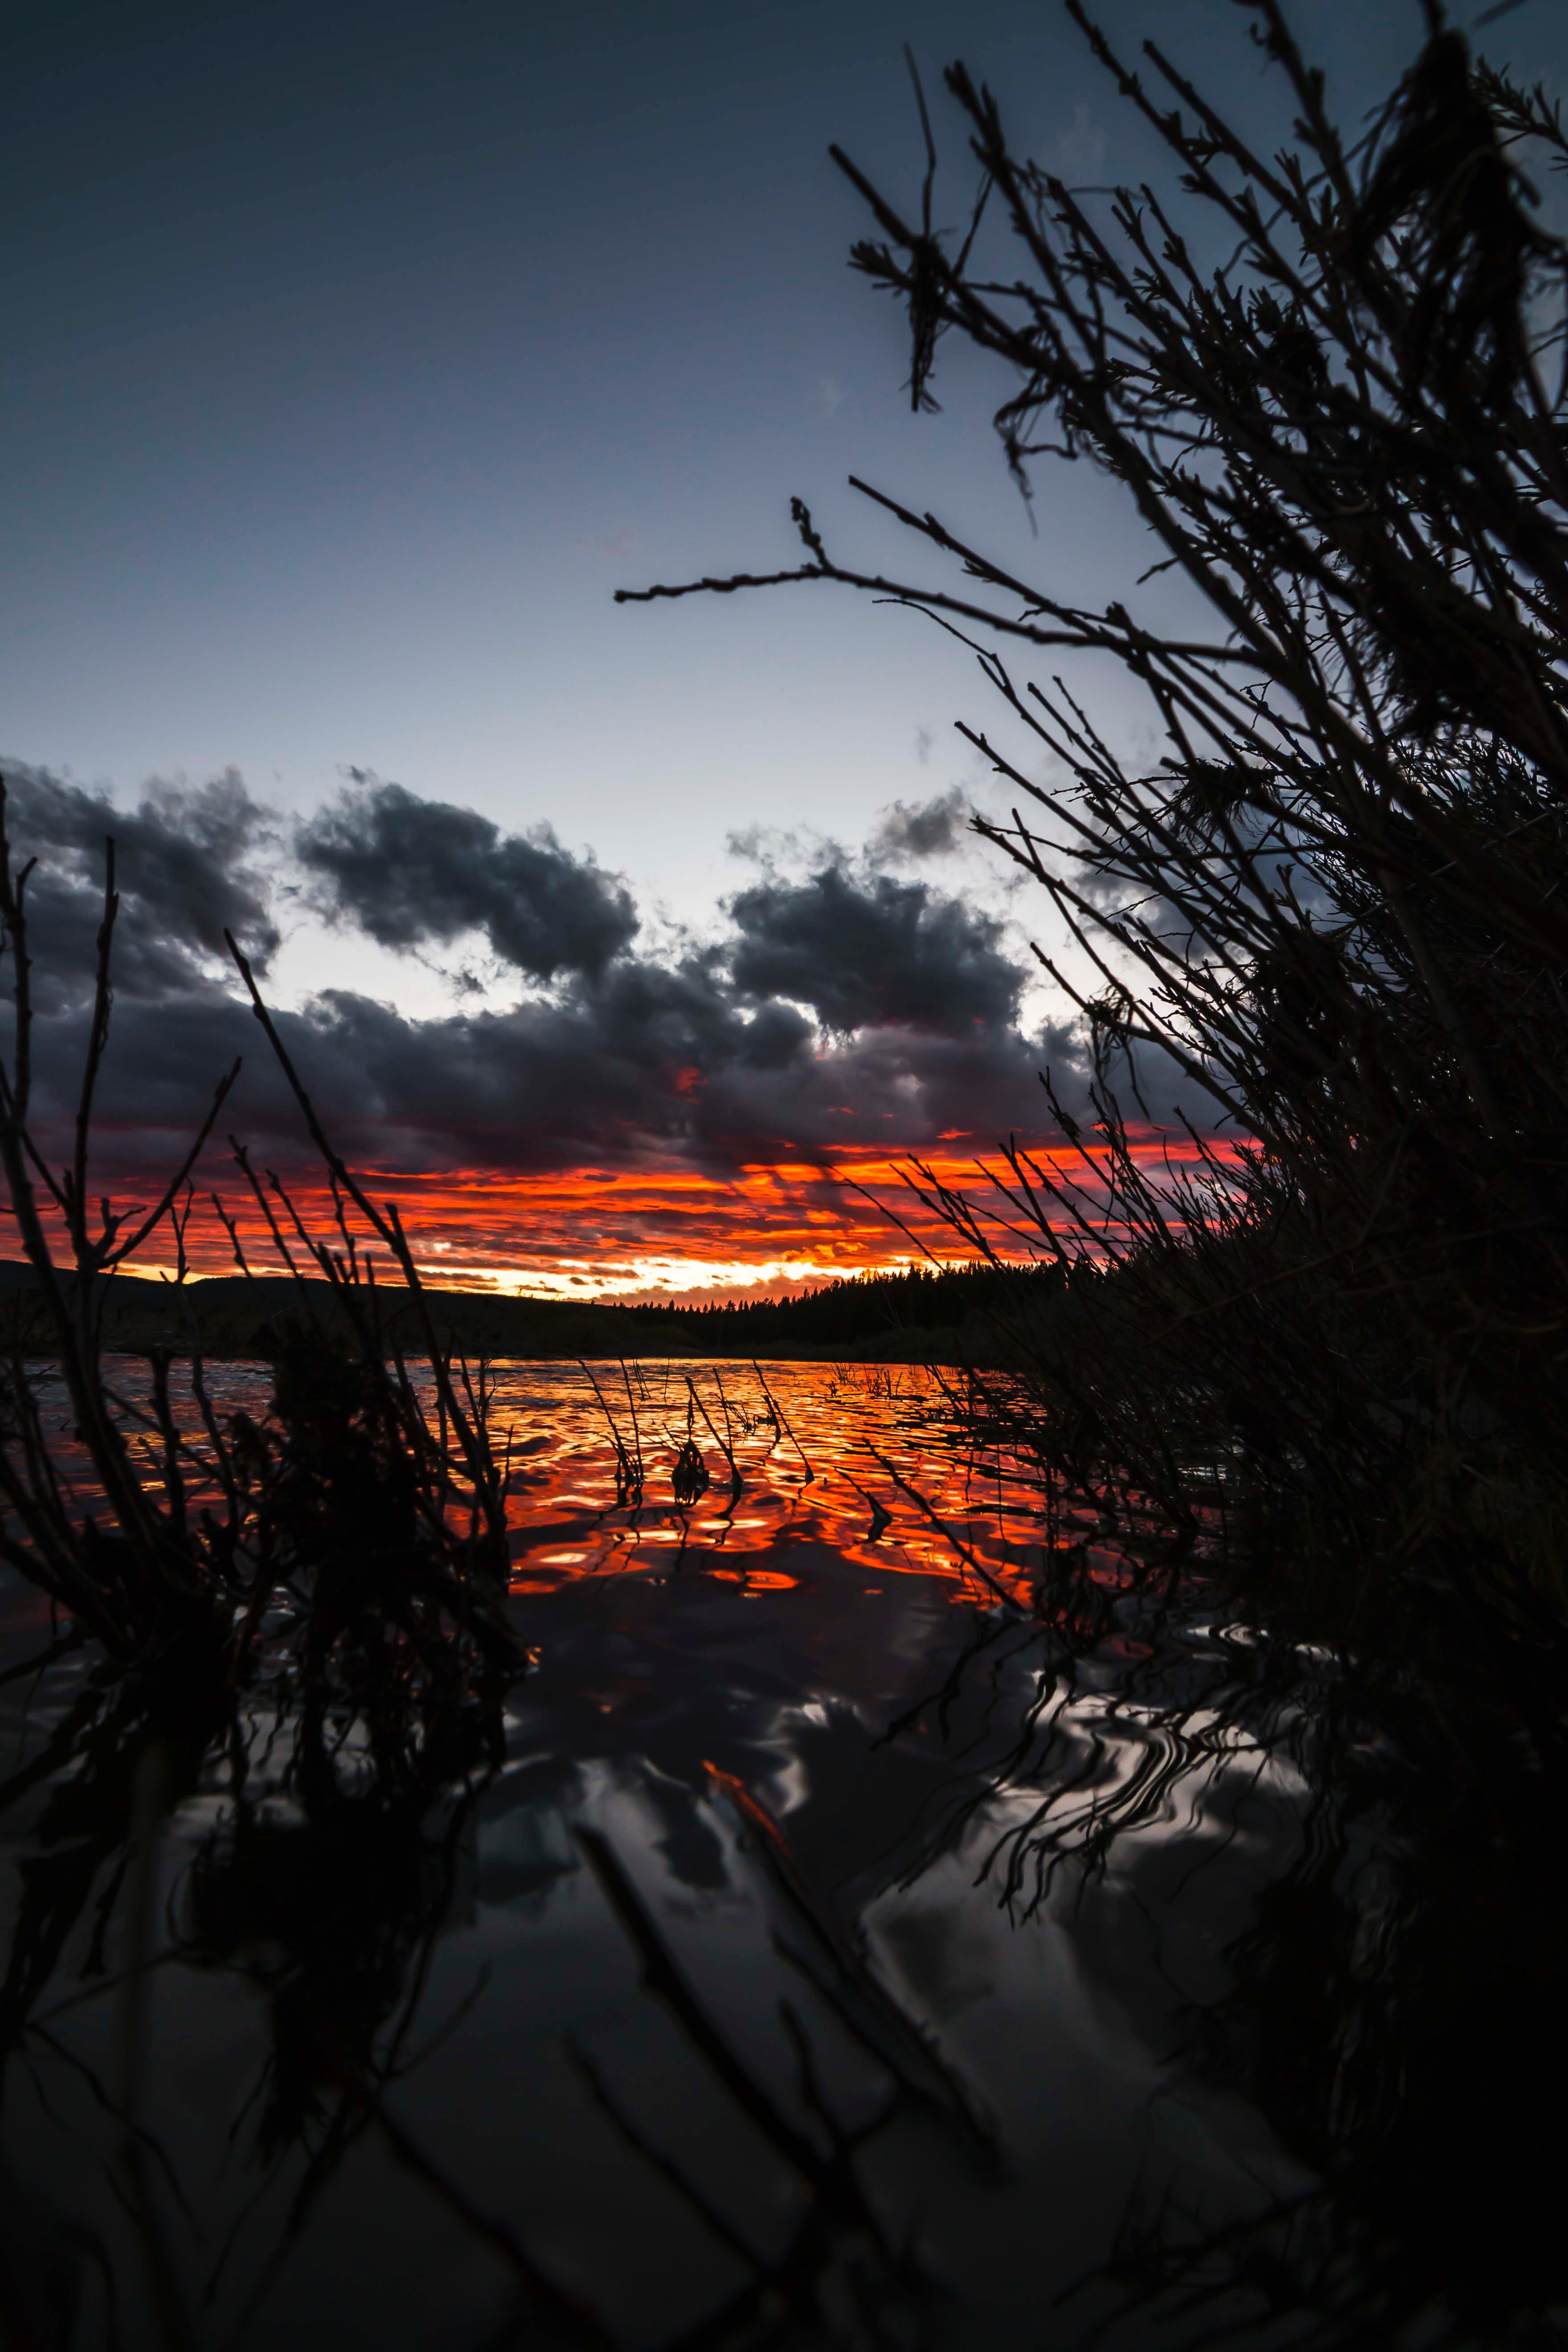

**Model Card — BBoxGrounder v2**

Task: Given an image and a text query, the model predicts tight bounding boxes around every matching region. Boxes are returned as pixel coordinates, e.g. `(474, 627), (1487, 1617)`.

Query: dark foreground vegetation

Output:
(625, 6), (1568, 2337)
(630, 3), (1568, 1667)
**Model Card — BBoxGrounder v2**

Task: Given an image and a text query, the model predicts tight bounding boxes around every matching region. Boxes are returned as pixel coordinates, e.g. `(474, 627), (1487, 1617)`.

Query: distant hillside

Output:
(0, 1259), (1062, 1365)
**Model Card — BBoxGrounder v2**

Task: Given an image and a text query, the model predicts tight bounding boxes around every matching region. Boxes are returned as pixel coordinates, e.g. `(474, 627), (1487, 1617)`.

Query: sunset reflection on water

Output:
(33, 1352), (1057, 1606)
(2, 1351), (1510, 2349)
(490, 1358), (1043, 1601)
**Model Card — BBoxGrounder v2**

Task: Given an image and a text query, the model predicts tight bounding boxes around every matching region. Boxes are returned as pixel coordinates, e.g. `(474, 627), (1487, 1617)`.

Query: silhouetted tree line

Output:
(616, 1259), (1063, 1346)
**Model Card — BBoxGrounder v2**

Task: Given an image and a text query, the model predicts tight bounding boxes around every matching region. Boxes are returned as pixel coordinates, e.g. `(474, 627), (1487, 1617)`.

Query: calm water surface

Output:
(0, 1360), (1551, 2348)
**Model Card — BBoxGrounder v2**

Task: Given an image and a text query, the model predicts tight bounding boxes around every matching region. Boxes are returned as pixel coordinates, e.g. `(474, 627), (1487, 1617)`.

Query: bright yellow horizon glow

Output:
(122, 1250), (929, 1305)
(89, 1130), (1225, 1297)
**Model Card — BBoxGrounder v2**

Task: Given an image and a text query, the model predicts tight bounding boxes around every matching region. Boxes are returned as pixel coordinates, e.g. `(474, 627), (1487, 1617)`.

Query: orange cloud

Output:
(50, 1128), (1231, 1301)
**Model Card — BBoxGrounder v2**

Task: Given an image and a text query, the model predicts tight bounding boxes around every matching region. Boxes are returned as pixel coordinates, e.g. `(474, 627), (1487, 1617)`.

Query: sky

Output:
(4, 0), (1564, 1297)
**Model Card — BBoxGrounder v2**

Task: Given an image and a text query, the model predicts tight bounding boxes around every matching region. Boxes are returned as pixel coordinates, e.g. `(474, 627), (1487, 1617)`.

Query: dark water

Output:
(0, 1360), (1561, 2349)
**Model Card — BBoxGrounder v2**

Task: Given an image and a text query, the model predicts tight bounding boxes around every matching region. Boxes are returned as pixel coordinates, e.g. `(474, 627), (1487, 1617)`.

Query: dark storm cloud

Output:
(0, 760), (280, 1006)
(727, 862), (1019, 1036)
(295, 775), (638, 982)
(260, 942), (1038, 1173)
(20, 947), (1089, 1185)
(2, 763), (1220, 1187)
(99, 974), (1075, 1176)
(867, 785), (969, 862)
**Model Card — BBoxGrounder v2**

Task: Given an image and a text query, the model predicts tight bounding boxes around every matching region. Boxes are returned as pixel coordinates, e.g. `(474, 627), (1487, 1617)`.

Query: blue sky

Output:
(11, 0), (1560, 960)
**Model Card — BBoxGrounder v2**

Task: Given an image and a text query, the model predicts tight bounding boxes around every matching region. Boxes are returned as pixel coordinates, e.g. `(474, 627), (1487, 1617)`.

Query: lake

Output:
(0, 1357), (1557, 2348)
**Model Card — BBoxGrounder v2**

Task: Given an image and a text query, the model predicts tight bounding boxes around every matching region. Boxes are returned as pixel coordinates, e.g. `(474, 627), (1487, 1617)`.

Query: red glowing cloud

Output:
(76, 1129), (1229, 1300)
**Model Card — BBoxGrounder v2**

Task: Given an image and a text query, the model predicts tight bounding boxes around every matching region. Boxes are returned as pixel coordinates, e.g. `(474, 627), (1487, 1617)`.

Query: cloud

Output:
(0, 758), (1234, 1244)
(0, 759), (280, 1008)
(727, 859), (1018, 1036)
(575, 527), (637, 557)
(13, 947), (1084, 1186)
(819, 375), (846, 417)
(295, 775), (638, 982)
(868, 784), (968, 862)
(1048, 102), (1107, 185)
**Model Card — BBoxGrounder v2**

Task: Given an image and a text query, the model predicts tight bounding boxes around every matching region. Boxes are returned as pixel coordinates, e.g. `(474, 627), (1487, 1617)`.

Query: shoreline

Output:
(0, 1265), (995, 1369)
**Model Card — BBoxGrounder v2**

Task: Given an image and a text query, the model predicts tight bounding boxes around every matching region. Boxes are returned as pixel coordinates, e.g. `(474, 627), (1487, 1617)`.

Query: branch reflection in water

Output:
(0, 1356), (1561, 2348)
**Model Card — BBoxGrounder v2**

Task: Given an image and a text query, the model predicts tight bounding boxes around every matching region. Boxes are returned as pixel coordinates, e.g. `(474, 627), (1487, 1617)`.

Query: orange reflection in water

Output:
(488, 1357), (1047, 1602)
(38, 1356), (1057, 1607)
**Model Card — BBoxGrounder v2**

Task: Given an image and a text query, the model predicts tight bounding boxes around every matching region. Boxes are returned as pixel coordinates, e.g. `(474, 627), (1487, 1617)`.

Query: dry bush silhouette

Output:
(622, 1), (1568, 1672)
(0, 785), (522, 1729)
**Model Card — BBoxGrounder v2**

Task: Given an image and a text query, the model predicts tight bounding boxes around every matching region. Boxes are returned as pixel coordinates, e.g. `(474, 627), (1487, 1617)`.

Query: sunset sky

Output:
(5, 0), (1564, 1296)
